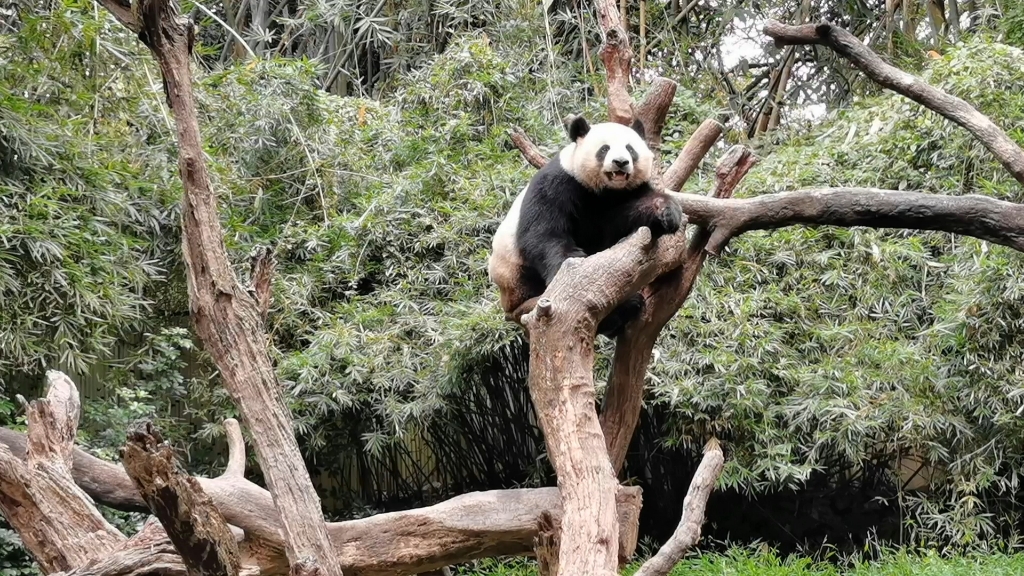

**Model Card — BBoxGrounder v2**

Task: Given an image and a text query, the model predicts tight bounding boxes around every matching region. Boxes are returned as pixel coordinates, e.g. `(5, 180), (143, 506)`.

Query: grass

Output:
(451, 547), (1024, 575)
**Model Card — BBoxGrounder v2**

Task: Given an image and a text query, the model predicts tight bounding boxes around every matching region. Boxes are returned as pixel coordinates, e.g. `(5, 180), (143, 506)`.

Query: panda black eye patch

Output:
(596, 144), (610, 163)
(625, 144), (639, 162)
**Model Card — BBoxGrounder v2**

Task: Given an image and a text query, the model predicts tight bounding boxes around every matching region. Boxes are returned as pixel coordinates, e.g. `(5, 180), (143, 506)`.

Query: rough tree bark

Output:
(121, 421), (242, 576)
(103, 0), (341, 574)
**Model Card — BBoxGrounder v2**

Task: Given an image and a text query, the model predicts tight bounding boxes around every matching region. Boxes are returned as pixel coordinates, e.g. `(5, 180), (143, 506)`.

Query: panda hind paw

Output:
(597, 294), (645, 337)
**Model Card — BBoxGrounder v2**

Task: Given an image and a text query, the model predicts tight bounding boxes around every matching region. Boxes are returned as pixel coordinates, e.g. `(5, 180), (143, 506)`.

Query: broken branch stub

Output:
(763, 20), (1024, 186)
(121, 421), (242, 576)
(0, 371), (124, 574)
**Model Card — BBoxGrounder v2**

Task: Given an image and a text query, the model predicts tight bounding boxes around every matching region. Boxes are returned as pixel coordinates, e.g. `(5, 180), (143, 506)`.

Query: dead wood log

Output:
(121, 421), (242, 576)
(114, 0), (340, 573)
(0, 417), (643, 576)
(521, 225), (688, 576)
(632, 439), (725, 576)
(0, 371), (125, 573)
(763, 20), (1024, 186)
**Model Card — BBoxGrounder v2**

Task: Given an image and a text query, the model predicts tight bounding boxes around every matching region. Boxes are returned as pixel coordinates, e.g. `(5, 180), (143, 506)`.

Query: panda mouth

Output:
(606, 170), (630, 182)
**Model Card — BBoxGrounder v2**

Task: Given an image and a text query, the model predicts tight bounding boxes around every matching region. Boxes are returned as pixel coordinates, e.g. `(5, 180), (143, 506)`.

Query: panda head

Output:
(560, 116), (654, 192)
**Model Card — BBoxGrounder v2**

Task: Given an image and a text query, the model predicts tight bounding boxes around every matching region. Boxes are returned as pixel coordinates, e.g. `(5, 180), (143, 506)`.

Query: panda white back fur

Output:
(488, 115), (682, 337)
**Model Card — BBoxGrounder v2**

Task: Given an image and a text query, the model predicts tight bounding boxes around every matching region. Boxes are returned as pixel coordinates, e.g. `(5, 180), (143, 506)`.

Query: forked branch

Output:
(764, 20), (1024, 186)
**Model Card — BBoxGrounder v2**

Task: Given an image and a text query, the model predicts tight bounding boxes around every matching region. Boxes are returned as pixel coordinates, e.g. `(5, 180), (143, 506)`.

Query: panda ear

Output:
(568, 116), (591, 142)
(630, 118), (647, 140)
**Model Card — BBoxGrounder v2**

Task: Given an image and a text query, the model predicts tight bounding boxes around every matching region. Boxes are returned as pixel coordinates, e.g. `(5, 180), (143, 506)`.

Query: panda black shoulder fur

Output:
(487, 115), (683, 337)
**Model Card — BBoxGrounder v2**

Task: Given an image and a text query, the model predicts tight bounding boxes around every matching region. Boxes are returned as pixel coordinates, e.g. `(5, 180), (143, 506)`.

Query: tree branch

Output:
(127, 0), (340, 572)
(595, 0), (633, 123)
(509, 127), (548, 169)
(632, 439), (724, 576)
(668, 187), (1024, 255)
(522, 227), (688, 576)
(634, 78), (678, 157)
(662, 119), (724, 191)
(601, 145), (755, 474)
(222, 418), (247, 478)
(763, 20), (1024, 186)
(121, 422), (242, 576)
(94, 0), (140, 32)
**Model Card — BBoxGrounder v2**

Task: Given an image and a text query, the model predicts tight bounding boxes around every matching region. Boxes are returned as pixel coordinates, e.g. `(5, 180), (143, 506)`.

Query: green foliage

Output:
(454, 548), (1024, 576)
(652, 39), (1024, 546)
(0, 3), (181, 377)
(79, 327), (205, 456)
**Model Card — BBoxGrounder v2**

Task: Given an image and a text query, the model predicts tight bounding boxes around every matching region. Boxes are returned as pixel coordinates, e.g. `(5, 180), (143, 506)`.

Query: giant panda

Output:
(487, 115), (683, 337)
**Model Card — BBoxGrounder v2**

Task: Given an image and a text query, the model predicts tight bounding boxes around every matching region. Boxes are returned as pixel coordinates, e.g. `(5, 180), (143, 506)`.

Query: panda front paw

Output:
(597, 294), (645, 338)
(653, 199), (684, 237)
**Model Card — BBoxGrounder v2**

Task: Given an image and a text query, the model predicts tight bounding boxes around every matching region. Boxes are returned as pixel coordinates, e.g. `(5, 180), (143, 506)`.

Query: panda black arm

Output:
(516, 166), (588, 284)
(605, 188), (684, 241)
(517, 214), (587, 284)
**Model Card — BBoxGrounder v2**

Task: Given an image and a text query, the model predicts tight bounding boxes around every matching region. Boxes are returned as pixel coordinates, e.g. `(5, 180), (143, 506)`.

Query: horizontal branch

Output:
(667, 187), (1024, 255)
(0, 427), (642, 576)
(763, 20), (1024, 186)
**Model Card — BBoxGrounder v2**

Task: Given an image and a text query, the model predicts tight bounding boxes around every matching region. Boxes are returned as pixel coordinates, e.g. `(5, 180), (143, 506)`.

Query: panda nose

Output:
(612, 158), (630, 169)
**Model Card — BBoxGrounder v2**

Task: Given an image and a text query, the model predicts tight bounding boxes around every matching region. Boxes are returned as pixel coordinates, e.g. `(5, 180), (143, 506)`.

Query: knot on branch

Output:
(290, 557), (325, 576)
(533, 511), (560, 576)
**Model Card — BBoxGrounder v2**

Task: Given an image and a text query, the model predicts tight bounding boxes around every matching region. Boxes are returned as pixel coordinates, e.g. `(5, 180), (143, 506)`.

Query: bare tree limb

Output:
(509, 127), (548, 169)
(94, 0), (140, 32)
(632, 439), (724, 576)
(601, 145), (754, 474)
(121, 421), (242, 576)
(668, 187), (1024, 255)
(662, 119), (724, 191)
(763, 20), (1024, 186)
(594, 0), (633, 124)
(125, 0), (341, 572)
